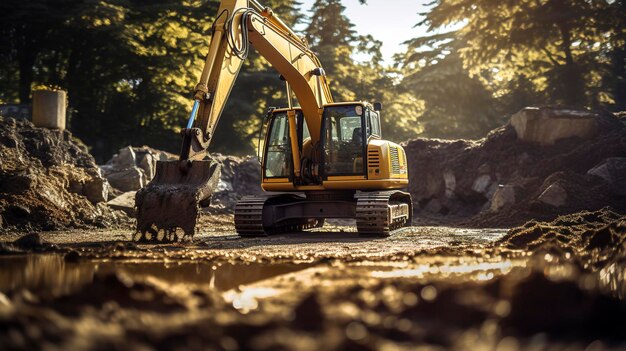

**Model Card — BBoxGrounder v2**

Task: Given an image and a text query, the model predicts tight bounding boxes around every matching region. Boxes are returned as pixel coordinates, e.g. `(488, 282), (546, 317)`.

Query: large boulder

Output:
(107, 191), (136, 216)
(208, 154), (263, 209)
(510, 107), (598, 145)
(101, 146), (177, 193)
(105, 167), (145, 192)
(83, 175), (109, 204)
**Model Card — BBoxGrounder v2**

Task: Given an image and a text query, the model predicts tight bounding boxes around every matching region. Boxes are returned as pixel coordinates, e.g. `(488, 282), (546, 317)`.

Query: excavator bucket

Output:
(134, 160), (221, 242)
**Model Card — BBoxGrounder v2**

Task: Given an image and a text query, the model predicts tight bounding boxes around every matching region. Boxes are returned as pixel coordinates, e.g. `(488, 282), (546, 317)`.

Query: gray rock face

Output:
(114, 146), (136, 169)
(101, 146), (177, 193)
(443, 171), (456, 198)
(490, 185), (516, 212)
(138, 153), (156, 181)
(209, 154), (263, 210)
(107, 191), (136, 216)
(83, 176), (109, 204)
(105, 167), (145, 192)
(588, 158), (626, 196)
(510, 107), (598, 145)
(538, 183), (568, 207)
(472, 174), (493, 195)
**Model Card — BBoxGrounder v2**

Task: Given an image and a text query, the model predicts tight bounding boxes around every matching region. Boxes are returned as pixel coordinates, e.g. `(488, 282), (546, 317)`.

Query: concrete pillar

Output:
(32, 90), (67, 130)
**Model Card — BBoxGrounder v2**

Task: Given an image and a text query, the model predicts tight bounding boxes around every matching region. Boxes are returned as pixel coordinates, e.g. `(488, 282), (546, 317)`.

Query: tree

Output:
(304, 0), (423, 143)
(420, 0), (625, 108)
(0, 0), (304, 159)
(397, 32), (504, 139)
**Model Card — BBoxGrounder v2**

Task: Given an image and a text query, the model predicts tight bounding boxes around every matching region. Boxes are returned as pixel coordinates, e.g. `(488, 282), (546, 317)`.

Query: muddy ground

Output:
(1, 110), (625, 350)
(1, 209), (625, 351)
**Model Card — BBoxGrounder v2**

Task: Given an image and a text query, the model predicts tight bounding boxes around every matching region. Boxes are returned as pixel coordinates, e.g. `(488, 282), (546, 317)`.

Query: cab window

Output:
(323, 105), (366, 176)
(368, 110), (381, 137)
(264, 112), (292, 178)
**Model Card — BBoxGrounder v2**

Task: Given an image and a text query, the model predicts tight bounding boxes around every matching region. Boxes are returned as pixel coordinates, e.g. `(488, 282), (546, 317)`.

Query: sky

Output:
(296, 0), (431, 64)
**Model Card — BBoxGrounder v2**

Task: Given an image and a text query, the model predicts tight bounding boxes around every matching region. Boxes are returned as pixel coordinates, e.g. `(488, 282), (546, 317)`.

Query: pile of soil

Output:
(500, 207), (626, 251)
(0, 117), (129, 232)
(404, 109), (626, 227)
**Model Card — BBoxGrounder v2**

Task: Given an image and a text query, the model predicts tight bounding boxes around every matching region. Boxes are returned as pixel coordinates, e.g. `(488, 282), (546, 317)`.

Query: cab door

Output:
(321, 104), (367, 178)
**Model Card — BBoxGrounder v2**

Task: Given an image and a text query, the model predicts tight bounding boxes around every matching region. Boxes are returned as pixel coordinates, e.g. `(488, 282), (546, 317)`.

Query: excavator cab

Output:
(260, 103), (388, 187)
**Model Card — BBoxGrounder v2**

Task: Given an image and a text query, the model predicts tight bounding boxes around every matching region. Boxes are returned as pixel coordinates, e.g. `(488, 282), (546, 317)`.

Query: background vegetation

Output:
(0, 0), (624, 161)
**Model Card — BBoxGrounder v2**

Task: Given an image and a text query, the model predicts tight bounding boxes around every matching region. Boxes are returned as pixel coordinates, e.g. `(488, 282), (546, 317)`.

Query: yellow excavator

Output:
(135, 0), (412, 241)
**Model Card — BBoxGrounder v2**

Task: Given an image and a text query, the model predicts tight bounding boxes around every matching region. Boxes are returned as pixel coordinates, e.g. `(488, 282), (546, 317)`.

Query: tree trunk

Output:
(556, 21), (585, 107)
(15, 25), (42, 104)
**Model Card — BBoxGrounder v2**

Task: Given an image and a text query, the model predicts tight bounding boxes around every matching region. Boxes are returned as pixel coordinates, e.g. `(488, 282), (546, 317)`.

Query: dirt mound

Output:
(404, 108), (626, 227)
(0, 117), (129, 232)
(499, 207), (626, 251)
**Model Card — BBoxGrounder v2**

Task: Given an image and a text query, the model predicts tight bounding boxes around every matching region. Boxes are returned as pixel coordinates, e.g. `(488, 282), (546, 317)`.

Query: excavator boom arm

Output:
(182, 0), (332, 160)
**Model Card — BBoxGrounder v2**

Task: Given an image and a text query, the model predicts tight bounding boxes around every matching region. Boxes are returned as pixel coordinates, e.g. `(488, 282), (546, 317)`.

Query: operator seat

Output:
(351, 127), (363, 173)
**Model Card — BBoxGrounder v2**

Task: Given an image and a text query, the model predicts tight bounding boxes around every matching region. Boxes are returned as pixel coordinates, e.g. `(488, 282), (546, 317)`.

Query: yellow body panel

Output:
(262, 179), (408, 192)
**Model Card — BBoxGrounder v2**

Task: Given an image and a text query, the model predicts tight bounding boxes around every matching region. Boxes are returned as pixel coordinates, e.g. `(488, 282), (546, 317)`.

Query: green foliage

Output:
(397, 0), (626, 139)
(304, 0), (423, 143)
(418, 0), (625, 108)
(2, 0), (622, 159)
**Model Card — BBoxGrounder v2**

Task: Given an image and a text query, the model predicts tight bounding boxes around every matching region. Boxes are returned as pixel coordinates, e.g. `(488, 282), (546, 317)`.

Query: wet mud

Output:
(1, 211), (625, 350)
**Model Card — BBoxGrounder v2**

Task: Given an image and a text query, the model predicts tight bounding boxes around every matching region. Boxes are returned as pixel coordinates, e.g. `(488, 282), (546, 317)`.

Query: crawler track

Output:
(355, 191), (412, 236)
(235, 191), (412, 237)
(234, 196), (266, 236)
(234, 195), (321, 236)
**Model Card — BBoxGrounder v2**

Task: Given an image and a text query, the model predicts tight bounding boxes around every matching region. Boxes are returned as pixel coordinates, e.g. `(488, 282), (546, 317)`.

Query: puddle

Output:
(0, 254), (312, 296)
(368, 258), (527, 282)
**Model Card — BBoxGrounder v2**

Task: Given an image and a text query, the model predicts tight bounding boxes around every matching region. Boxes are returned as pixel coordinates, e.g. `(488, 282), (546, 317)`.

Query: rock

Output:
(138, 153), (155, 181)
(107, 191), (137, 216)
(13, 233), (43, 249)
(510, 107), (598, 145)
(587, 158), (626, 196)
(490, 185), (516, 212)
(114, 146), (136, 169)
(101, 146), (177, 193)
(106, 167), (145, 192)
(472, 174), (492, 194)
(83, 176), (109, 204)
(538, 183), (568, 207)
(443, 171), (456, 198)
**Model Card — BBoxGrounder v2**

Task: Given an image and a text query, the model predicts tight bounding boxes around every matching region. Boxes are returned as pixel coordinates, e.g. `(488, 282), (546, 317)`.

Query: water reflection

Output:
(0, 254), (95, 295)
(0, 254), (311, 295)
